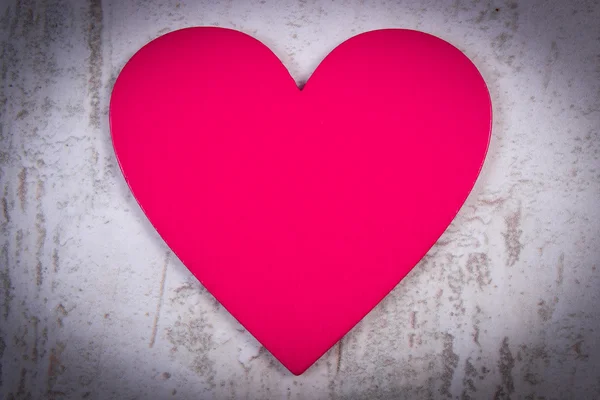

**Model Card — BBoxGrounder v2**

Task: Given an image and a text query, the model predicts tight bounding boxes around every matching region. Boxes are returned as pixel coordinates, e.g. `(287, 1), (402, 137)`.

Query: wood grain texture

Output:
(0, 0), (599, 398)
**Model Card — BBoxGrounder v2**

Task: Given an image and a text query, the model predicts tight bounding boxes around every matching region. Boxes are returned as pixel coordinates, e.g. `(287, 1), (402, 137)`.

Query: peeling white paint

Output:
(0, 0), (599, 398)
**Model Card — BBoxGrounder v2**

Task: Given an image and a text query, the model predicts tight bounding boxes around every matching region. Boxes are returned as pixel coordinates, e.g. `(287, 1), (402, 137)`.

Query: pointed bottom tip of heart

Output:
(284, 362), (313, 376)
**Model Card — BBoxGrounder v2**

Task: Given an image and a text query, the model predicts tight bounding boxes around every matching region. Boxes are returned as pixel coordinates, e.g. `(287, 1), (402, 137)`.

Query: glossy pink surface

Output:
(110, 27), (492, 375)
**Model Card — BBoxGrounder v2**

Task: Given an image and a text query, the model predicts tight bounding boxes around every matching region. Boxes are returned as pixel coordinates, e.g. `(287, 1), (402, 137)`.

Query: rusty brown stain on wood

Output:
(17, 367), (28, 397)
(47, 342), (66, 392)
(571, 340), (588, 360)
(15, 229), (23, 262)
(472, 306), (482, 347)
(47, 390), (68, 399)
(17, 167), (27, 211)
(35, 261), (43, 286)
(1, 187), (9, 224)
(51, 231), (60, 273)
(0, 335), (5, 387)
(56, 303), (68, 316)
(1, 242), (12, 319)
(31, 316), (39, 362)
(56, 303), (69, 328)
(35, 178), (44, 201)
(35, 212), (46, 286)
(537, 297), (558, 322)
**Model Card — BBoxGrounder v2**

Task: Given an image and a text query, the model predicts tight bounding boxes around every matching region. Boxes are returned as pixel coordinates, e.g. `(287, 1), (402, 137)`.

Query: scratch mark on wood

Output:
(556, 252), (565, 286)
(150, 251), (170, 348)
(543, 41), (559, 89)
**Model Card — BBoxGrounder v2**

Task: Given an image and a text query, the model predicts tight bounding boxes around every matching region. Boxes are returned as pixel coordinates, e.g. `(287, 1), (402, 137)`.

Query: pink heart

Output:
(110, 27), (491, 375)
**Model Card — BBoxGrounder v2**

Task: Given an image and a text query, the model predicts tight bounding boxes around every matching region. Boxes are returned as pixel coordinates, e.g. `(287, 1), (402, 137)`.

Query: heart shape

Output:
(110, 27), (491, 375)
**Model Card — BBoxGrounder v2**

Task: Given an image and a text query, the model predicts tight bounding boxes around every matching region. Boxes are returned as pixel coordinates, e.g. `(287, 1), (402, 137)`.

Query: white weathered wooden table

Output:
(1, 1), (599, 399)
